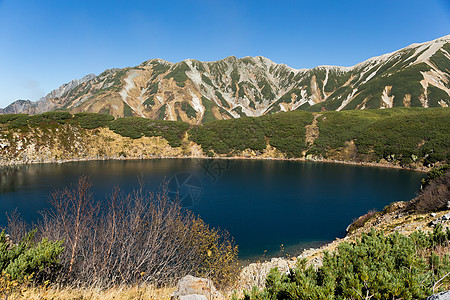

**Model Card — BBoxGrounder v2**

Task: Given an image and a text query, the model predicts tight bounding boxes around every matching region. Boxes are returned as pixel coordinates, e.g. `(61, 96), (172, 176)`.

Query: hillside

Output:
(2, 35), (450, 124)
(0, 108), (448, 170)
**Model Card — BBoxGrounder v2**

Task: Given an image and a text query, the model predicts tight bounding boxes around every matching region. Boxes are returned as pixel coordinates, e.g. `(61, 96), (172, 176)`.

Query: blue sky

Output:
(0, 0), (449, 107)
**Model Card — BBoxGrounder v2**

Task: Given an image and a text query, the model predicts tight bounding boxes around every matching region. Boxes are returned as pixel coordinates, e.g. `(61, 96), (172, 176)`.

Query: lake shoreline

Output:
(0, 154), (429, 173)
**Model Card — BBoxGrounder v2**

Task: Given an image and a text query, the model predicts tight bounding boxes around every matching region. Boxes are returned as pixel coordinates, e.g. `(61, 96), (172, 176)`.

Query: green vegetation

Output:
(157, 104), (167, 120)
(201, 97), (218, 123)
(0, 108), (448, 167)
(241, 226), (450, 299)
(108, 117), (189, 147)
(408, 166), (450, 212)
(202, 74), (213, 86)
(143, 96), (155, 107)
(74, 113), (115, 129)
(164, 62), (190, 84)
(421, 164), (449, 188)
(215, 91), (230, 108)
(147, 82), (159, 95)
(123, 103), (134, 117)
(189, 110), (313, 157)
(148, 61), (171, 75)
(0, 229), (63, 282)
(181, 102), (197, 119)
(311, 108), (450, 166)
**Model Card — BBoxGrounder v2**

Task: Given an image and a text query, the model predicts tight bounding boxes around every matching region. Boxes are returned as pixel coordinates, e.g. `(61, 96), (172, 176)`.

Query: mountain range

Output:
(2, 35), (449, 123)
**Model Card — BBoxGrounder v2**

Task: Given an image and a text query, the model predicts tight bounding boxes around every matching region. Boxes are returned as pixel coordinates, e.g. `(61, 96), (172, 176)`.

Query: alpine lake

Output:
(0, 159), (425, 259)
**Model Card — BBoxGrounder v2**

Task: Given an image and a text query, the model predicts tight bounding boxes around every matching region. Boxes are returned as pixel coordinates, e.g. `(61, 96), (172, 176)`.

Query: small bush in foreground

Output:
(241, 227), (450, 300)
(0, 229), (63, 299)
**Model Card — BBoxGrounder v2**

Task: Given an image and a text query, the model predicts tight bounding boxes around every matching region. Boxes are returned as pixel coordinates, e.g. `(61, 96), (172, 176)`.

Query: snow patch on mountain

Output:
(337, 89), (358, 111)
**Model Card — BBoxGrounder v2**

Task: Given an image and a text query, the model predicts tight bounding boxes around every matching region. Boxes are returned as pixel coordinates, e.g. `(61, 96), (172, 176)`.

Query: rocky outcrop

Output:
(426, 290), (450, 300)
(171, 275), (224, 300)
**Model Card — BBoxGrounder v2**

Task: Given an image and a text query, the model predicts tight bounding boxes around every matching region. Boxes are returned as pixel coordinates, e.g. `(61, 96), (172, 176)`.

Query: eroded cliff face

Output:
(0, 125), (204, 165)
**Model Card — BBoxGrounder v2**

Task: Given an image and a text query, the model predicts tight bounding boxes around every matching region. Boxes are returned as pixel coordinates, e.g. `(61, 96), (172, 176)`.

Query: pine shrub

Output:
(242, 228), (450, 300)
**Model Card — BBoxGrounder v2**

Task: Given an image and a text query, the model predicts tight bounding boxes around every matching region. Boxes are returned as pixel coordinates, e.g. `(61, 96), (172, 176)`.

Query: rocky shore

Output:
(237, 204), (450, 292)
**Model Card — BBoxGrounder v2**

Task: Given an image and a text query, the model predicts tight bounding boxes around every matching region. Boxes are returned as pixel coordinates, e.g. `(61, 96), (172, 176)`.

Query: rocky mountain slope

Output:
(3, 35), (450, 124)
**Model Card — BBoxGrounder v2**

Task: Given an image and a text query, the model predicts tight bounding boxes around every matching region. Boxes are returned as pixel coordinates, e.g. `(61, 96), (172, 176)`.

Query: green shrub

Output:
(109, 117), (190, 147)
(0, 230), (63, 281)
(74, 113), (115, 129)
(189, 110), (313, 156)
(0, 114), (26, 124)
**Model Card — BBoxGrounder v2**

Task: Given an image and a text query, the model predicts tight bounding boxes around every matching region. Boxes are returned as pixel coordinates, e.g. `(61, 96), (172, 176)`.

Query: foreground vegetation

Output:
(240, 226), (450, 300)
(0, 177), (239, 299)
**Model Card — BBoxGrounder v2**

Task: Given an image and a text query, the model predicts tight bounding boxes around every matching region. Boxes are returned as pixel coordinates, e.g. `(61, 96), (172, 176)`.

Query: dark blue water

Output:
(0, 159), (424, 259)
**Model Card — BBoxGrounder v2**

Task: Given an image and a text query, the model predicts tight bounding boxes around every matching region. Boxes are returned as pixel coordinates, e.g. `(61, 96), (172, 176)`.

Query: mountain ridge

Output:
(3, 35), (450, 123)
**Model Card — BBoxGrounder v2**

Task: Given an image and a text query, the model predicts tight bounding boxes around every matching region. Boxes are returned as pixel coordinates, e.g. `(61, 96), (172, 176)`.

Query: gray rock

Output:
(425, 290), (450, 300)
(431, 213), (437, 217)
(180, 295), (207, 300)
(442, 213), (450, 221)
(171, 275), (223, 300)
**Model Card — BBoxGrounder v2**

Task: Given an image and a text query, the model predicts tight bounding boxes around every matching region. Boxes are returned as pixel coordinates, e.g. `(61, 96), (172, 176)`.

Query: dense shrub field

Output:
(108, 117), (190, 147)
(0, 108), (448, 166)
(188, 110), (314, 157)
(312, 108), (450, 166)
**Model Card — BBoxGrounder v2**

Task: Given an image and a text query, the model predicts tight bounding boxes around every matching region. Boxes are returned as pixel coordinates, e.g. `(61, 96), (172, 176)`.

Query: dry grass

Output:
(14, 284), (176, 300)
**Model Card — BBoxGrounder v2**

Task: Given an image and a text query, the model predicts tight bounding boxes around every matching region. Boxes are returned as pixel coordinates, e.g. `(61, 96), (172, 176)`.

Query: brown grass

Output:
(15, 285), (176, 300)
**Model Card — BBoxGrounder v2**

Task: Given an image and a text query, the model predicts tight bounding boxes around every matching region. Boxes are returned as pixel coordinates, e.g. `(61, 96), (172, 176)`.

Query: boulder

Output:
(179, 295), (207, 300)
(442, 213), (450, 221)
(171, 275), (224, 300)
(425, 290), (450, 300)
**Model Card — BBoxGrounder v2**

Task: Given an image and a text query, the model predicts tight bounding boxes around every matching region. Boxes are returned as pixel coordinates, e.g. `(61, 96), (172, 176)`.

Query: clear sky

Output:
(0, 0), (449, 107)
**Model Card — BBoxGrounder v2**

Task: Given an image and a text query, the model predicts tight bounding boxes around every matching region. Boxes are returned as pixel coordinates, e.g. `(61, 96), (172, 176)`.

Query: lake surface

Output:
(0, 159), (424, 259)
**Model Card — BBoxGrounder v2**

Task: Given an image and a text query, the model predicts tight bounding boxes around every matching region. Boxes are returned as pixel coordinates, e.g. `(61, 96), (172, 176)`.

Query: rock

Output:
(179, 295), (207, 300)
(431, 213), (437, 217)
(425, 290), (450, 299)
(171, 275), (223, 300)
(442, 213), (450, 221)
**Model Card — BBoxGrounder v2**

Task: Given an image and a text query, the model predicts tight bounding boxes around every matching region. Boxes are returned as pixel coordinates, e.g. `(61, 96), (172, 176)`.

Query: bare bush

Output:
(346, 209), (378, 233)
(5, 210), (28, 244)
(408, 170), (450, 213)
(37, 177), (239, 288)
